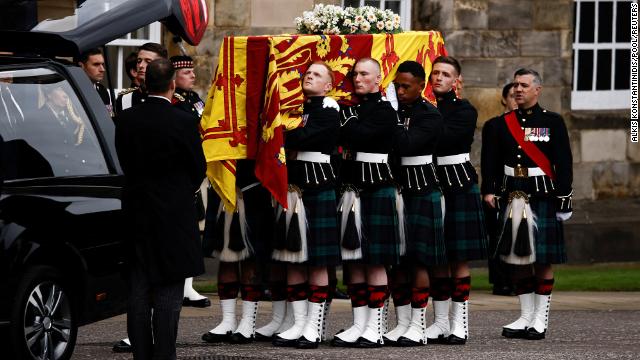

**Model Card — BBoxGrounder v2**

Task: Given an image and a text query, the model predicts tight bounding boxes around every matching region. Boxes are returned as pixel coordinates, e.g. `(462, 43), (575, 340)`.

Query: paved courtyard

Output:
(73, 291), (640, 359)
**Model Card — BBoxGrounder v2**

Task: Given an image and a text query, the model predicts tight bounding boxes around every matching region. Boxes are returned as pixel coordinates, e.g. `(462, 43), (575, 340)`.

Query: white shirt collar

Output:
(148, 95), (171, 103)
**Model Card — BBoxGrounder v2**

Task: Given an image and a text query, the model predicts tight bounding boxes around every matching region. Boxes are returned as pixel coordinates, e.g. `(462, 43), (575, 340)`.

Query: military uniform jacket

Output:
(393, 97), (443, 193)
(94, 82), (114, 117)
(434, 90), (479, 191)
(339, 91), (397, 188)
(115, 87), (147, 115)
(285, 96), (340, 188)
(115, 97), (206, 285)
(481, 103), (573, 211)
(172, 87), (205, 118)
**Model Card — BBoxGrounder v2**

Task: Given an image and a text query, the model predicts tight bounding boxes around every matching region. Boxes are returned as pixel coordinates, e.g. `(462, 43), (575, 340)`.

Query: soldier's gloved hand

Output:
(322, 97), (340, 111)
(556, 212), (572, 221)
(555, 190), (573, 221)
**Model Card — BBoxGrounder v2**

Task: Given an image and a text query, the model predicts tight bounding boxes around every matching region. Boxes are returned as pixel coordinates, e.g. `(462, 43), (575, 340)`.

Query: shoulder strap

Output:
(505, 111), (556, 180)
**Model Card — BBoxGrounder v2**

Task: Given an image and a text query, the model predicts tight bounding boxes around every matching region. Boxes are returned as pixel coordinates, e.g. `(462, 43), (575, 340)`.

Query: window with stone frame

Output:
(104, 22), (162, 93)
(342, 0), (411, 30)
(572, 0), (632, 110)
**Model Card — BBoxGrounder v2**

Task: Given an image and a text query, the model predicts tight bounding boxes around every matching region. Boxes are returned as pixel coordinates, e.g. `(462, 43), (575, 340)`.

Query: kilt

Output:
(242, 185), (274, 261)
(442, 184), (488, 262)
(202, 185), (273, 263)
(355, 185), (401, 266)
(405, 190), (447, 266)
(303, 188), (341, 266)
(497, 196), (567, 264)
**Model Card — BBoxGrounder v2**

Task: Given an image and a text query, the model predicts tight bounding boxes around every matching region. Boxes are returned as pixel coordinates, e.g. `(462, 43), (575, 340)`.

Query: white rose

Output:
(350, 25), (358, 33)
(385, 20), (394, 31)
(366, 13), (376, 22)
(360, 21), (371, 32)
(376, 21), (385, 30)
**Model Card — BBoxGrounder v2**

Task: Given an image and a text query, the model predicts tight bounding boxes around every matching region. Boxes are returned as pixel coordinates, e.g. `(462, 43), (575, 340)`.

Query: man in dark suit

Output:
(115, 58), (206, 360)
(77, 48), (113, 117)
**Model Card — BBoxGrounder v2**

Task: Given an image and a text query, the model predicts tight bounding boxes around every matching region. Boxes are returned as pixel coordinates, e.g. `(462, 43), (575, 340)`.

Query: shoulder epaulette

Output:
(118, 87), (138, 96)
(173, 92), (186, 102)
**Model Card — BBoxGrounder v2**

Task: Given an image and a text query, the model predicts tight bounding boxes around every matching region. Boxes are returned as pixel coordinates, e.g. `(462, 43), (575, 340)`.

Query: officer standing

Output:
(482, 68), (572, 341)
(77, 48), (113, 117)
(115, 43), (168, 115)
(170, 55), (205, 118)
(383, 61), (445, 347)
(428, 56), (487, 345)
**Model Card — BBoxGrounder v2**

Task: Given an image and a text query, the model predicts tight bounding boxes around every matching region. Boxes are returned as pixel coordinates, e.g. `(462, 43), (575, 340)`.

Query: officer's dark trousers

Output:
(127, 262), (184, 360)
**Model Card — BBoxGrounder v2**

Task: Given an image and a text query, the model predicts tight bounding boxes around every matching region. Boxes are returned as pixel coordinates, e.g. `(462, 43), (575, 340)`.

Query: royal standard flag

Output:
(201, 31), (447, 210)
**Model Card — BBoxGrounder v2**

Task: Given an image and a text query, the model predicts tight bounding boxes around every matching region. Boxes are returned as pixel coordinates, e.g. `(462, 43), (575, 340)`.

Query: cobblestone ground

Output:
(73, 293), (640, 360)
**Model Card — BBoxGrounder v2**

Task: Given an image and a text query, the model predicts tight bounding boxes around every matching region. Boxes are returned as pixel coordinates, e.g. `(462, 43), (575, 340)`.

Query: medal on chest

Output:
(194, 100), (205, 116)
(524, 127), (550, 142)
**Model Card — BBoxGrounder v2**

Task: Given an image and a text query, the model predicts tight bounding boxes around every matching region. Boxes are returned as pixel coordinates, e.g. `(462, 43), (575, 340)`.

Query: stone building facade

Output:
(179, 0), (636, 201)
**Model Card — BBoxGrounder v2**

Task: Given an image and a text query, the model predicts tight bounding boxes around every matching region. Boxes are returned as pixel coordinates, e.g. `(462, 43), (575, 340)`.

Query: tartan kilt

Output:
(496, 196), (567, 264)
(442, 184), (488, 262)
(405, 190), (447, 266)
(237, 185), (274, 262)
(302, 188), (341, 266)
(355, 185), (401, 266)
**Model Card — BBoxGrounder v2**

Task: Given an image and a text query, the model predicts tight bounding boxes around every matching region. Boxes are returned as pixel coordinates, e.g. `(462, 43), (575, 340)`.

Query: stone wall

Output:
(165, 0), (339, 98)
(413, 0), (638, 201)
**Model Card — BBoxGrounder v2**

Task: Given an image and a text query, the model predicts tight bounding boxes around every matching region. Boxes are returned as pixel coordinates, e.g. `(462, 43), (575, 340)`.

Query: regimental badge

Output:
(524, 128), (551, 142)
(194, 100), (205, 116)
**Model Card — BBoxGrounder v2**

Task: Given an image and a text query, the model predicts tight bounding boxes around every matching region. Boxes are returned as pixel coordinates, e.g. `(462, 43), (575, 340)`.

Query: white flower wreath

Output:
(294, 4), (402, 35)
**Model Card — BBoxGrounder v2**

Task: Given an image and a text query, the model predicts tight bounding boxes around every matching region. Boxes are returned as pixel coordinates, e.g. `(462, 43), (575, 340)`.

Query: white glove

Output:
(385, 82), (398, 111)
(556, 212), (572, 222)
(322, 97), (340, 111)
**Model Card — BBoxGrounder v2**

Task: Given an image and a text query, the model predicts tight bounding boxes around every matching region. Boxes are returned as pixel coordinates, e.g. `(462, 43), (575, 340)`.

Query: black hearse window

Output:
(0, 67), (108, 180)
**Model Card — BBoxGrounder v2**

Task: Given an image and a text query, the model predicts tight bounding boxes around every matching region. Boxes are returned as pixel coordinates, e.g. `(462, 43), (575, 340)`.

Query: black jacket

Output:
(115, 96), (206, 285)
(433, 90), (479, 191)
(393, 98), (443, 157)
(434, 90), (477, 157)
(339, 91), (397, 154)
(115, 87), (147, 115)
(393, 97), (443, 193)
(481, 103), (573, 198)
(172, 87), (205, 119)
(285, 96), (340, 188)
(338, 92), (397, 188)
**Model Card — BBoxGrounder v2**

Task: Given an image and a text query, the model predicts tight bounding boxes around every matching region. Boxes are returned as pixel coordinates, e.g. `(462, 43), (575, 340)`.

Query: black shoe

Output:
(396, 336), (425, 347)
(330, 336), (354, 347)
(352, 336), (383, 348)
(524, 328), (545, 340)
(492, 285), (515, 296)
(382, 338), (398, 347)
(272, 335), (298, 347)
(502, 327), (527, 339)
(229, 332), (253, 344)
(112, 339), (132, 353)
(333, 288), (350, 300)
(446, 334), (466, 345)
(296, 335), (320, 349)
(183, 297), (211, 308)
(254, 332), (274, 342)
(202, 331), (232, 343)
(427, 335), (449, 344)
